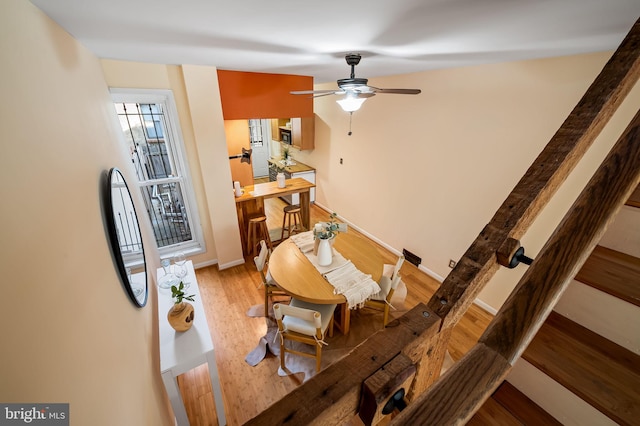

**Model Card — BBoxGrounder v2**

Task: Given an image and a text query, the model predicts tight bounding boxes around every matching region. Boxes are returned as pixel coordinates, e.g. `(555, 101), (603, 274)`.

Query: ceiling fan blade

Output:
(312, 91), (343, 98)
(290, 89), (337, 95)
(372, 88), (421, 95)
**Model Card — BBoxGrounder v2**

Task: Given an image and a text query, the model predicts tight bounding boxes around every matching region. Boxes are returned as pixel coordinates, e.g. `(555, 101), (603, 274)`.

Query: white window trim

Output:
(110, 88), (205, 258)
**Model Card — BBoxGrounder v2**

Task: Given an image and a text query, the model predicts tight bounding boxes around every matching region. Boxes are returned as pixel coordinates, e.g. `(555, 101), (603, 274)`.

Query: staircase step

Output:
(626, 183), (640, 208)
(575, 245), (640, 308)
(469, 381), (561, 425)
(522, 311), (640, 425)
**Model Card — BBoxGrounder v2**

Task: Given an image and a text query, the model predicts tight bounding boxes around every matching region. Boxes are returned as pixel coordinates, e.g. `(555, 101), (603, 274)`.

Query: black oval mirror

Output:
(104, 167), (147, 307)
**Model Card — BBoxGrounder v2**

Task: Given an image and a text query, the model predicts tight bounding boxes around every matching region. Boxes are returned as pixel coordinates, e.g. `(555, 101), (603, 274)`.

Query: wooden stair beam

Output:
(576, 245), (640, 307)
(244, 304), (439, 426)
(626, 183), (640, 207)
(392, 343), (512, 425)
(522, 312), (640, 425)
(393, 90), (640, 425)
(428, 17), (640, 330)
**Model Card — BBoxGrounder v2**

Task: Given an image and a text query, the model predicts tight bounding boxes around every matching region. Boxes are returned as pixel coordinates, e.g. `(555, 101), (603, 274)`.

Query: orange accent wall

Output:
(217, 70), (314, 119)
(225, 120), (254, 187)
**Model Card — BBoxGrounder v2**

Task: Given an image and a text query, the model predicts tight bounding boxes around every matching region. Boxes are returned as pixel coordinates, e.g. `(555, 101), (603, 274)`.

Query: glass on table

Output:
(173, 252), (186, 267)
(172, 252), (189, 289)
(159, 258), (178, 289)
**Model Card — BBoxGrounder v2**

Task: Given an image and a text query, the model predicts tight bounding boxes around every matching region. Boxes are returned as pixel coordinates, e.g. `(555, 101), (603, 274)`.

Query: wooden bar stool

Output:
(280, 204), (303, 241)
(247, 213), (272, 257)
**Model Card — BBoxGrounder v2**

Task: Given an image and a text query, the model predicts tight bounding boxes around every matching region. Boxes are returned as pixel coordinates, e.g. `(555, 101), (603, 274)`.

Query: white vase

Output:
(317, 238), (333, 266)
(277, 172), (286, 188)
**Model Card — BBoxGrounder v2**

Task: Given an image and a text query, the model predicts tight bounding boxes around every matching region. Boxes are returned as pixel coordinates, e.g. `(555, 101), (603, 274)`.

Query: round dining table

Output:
(268, 230), (382, 334)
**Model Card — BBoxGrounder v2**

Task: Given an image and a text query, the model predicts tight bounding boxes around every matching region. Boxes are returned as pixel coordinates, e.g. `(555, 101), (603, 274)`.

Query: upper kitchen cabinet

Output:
(271, 118), (288, 141)
(271, 117), (315, 150)
(291, 117), (314, 150)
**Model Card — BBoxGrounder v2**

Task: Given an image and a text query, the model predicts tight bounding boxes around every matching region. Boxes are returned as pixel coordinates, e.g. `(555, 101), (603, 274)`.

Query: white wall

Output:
(295, 51), (640, 312)
(0, 1), (171, 424)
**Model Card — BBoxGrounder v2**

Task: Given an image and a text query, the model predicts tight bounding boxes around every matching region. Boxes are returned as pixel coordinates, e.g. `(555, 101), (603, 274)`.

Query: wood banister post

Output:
(359, 354), (416, 425)
(405, 326), (452, 400)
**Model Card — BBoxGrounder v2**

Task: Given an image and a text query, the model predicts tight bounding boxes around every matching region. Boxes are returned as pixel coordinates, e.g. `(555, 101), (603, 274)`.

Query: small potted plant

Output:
(167, 282), (195, 332)
(282, 146), (292, 165)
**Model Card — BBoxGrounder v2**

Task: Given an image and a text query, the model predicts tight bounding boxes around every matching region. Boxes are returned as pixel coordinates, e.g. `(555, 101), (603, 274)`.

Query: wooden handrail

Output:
(391, 108), (640, 425)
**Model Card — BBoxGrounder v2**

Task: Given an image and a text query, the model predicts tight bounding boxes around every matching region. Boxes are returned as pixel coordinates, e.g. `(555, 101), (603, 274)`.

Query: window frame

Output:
(110, 88), (205, 259)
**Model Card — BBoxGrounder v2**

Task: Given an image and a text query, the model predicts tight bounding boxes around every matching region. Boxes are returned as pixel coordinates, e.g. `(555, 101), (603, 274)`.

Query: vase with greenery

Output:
(313, 212), (341, 240)
(313, 212), (343, 263)
(167, 282), (195, 332)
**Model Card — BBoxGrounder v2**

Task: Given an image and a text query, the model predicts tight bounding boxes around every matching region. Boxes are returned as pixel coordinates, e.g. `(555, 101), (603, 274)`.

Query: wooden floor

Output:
(178, 198), (494, 425)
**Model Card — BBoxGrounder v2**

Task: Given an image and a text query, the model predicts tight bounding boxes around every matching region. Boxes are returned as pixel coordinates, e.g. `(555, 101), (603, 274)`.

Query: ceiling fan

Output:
(291, 53), (421, 112)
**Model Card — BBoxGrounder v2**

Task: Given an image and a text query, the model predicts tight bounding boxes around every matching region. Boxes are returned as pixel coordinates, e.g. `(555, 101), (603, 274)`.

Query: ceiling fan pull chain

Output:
(348, 112), (353, 136)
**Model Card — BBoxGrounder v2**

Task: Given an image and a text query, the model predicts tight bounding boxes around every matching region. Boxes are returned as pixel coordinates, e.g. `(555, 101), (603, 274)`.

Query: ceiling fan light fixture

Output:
(336, 94), (366, 112)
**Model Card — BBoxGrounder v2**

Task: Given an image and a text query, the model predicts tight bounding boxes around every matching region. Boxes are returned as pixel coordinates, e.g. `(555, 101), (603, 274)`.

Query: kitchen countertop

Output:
(268, 158), (315, 173)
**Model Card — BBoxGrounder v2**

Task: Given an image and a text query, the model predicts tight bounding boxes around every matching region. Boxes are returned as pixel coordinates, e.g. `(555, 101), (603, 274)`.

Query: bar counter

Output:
(235, 177), (316, 255)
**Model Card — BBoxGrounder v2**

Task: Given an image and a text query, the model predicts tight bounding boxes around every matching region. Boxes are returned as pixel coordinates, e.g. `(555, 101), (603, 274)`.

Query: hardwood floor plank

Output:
(175, 200), (492, 425)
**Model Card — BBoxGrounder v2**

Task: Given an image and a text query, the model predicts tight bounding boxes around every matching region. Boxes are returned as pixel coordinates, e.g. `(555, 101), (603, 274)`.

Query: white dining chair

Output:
(273, 299), (336, 372)
(364, 273), (403, 328)
(254, 239), (288, 315)
(364, 255), (405, 327)
(382, 255), (405, 283)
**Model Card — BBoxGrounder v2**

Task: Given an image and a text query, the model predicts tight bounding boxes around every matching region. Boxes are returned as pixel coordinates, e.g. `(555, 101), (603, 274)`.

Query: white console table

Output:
(157, 261), (226, 425)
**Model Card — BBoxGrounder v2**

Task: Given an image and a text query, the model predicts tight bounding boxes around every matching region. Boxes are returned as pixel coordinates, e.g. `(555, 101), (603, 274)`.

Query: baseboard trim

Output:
(217, 258), (245, 270)
(193, 258), (245, 270)
(473, 298), (498, 315)
(193, 259), (218, 269)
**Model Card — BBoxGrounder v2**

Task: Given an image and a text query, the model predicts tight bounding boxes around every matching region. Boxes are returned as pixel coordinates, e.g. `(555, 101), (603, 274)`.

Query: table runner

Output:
(290, 231), (381, 308)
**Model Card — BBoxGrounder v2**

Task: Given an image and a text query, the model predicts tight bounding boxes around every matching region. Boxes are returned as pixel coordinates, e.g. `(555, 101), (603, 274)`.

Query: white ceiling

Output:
(31, 0), (640, 84)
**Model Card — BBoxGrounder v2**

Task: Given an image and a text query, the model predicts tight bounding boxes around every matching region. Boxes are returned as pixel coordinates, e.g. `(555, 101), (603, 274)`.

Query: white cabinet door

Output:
(290, 171), (316, 205)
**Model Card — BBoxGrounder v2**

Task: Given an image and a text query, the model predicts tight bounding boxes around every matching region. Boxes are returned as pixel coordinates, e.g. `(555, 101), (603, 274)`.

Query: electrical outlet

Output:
(340, 158), (343, 164)
(449, 259), (457, 268)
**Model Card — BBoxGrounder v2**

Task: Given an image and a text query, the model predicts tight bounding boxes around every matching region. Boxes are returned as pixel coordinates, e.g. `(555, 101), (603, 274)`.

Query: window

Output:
(140, 104), (164, 140)
(111, 89), (204, 258)
(248, 119), (263, 147)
